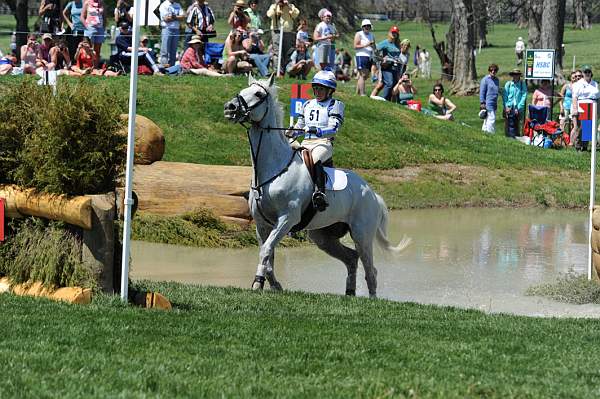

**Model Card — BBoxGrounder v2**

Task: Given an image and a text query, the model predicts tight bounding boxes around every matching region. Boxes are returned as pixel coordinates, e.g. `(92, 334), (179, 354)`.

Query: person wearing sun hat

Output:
(515, 36), (525, 65)
(571, 65), (599, 149)
(267, 0), (300, 75)
(354, 18), (375, 96)
(502, 68), (527, 138)
(228, 0), (250, 30)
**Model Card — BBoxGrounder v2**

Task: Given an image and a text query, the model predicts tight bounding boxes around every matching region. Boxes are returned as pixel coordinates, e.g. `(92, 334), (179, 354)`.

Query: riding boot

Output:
(312, 161), (329, 212)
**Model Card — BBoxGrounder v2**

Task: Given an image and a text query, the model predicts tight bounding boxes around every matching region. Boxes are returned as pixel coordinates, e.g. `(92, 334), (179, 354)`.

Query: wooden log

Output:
(592, 228), (600, 255)
(82, 194), (116, 293)
(0, 185), (92, 229)
(593, 252), (600, 280)
(118, 114), (165, 165)
(593, 206), (600, 231)
(7, 279), (92, 304)
(133, 162), (252, 219)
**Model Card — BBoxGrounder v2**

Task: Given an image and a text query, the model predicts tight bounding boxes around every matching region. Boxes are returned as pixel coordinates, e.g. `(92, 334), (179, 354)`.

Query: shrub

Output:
(0, 218), (99, 288)
(0, 80), (126, 195)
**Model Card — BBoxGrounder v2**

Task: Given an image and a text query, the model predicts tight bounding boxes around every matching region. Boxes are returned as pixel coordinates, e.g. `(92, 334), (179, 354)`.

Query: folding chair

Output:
(204, 42), (225, 69)
(526, 105), (567, 148)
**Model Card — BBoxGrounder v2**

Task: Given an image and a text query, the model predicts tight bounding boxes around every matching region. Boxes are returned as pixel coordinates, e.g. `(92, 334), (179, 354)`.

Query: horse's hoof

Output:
(270, 282), (283, 292)
(252, 275), (265, 291)
(369, 293), (377, 299)
(345, 289), (356, 296)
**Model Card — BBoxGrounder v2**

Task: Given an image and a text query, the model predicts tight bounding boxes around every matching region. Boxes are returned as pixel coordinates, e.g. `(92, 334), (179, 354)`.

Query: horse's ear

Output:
(248, 73), (256, 85)
(267, 73), (275, 87)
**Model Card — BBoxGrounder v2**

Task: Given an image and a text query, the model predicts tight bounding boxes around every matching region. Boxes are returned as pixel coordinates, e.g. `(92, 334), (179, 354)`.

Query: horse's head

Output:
(224, 74), (275, 124)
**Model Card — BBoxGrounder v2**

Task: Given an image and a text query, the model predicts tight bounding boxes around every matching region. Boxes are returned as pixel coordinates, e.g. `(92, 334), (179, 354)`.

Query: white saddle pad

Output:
(324, 167), (348, 191)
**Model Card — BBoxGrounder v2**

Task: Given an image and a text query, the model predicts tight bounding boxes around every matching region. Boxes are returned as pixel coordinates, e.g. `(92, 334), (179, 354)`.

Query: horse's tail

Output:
(375, 194), (412, 253)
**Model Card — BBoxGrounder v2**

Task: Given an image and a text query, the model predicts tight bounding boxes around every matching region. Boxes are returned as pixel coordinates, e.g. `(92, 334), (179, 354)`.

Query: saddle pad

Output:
(324, 167), (348, 191)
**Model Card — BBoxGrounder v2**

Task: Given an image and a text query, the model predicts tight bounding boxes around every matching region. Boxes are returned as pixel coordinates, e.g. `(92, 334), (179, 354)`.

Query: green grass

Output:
(2, 281), (600, 398)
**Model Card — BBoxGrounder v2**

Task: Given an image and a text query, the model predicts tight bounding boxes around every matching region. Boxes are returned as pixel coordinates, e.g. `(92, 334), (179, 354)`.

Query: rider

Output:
(288, 70), (344, 212)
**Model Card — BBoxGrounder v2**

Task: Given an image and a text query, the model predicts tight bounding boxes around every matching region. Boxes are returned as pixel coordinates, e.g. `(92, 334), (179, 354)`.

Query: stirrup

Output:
(312, 191), (329, 212)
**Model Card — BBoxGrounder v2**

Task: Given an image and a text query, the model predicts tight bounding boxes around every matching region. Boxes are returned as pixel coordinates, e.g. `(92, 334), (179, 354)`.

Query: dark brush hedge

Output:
(0, 80), (127, 195)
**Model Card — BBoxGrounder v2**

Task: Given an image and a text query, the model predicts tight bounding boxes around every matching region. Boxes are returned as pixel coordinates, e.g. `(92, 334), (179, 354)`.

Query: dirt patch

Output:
(360, 163), (496, 184)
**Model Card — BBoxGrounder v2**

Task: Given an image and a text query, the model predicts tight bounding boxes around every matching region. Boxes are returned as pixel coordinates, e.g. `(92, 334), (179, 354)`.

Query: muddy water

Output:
(131, 208), (600, 318)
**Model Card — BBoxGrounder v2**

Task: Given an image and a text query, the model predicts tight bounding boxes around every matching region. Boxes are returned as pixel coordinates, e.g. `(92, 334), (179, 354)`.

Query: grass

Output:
(1, 281), (600, 398)
(527, 273), (600, 304)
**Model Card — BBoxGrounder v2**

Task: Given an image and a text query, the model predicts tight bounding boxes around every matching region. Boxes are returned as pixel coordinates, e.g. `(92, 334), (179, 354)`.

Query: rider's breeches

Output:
(302, 139), (332, 163)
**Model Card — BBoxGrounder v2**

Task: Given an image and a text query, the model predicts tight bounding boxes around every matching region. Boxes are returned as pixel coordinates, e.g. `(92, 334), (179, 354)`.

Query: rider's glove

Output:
(305, 126), (322, 137)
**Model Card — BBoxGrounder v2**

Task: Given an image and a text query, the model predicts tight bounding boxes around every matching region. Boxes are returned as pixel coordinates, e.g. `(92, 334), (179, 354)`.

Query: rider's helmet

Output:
(311, 70), (337, 91)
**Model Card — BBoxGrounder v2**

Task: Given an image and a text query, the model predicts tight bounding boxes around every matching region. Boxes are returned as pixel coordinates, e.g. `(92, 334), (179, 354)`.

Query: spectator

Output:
(224, 29), (253, 74)
(245, 0), (262, 30)
(63, 0), (86, 59)
(286, 41), (312, 79)
(426, 83), (456, 120)
(502, 68), (527, 138)
(398, 38), (410, 76)
(560, 71), (581, 146)
(115, 22), (163, 75)
(419, 47), (431, 78)
(410, 45), (420, 76)
(571, 65), (599, 150)
(185, 0), (215, 48)
(392, 73), (417, 103)
(37, 33), (55, 71)
(71, 36), (120, 75)
(266, 0), (299, 75)
(49, 38), (72, 74)
(159, 0), (184, 66)
(296, 18), (309, 45)
(114, 0), (132, 25)
(228, 0), (250, 31)
(313, 8), (337, 71)
(353, 19), (374, 96)
(81, 0), (106, 67)
(370, 26), (401, 101)
(181, 35), (232, 77)
(334, 48), (351, 82)
(38, 0), (61, 34)
(515, 36), (525, 66)
(243, 29), (270, 76)
(479, 63), (500, 133)
(20, 33), (40, 74)
(532, 79), (553, 108)
(0, 54), (15, 75)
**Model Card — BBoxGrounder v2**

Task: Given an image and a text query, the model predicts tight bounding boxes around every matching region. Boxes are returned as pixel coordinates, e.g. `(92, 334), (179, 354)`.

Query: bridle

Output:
(231, 83), (304, 225)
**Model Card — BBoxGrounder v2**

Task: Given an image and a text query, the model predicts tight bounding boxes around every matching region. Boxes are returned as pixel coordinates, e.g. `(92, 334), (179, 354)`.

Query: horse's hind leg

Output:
(308, 229), (359, 296)
(350, 230), (378, 298)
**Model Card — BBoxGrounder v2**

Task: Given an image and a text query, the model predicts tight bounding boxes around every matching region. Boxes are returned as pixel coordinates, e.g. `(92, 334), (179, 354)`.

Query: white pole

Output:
(478, 39), (482, 55)
(572, 55), (576, 72)
(277, 17), (284, 77)
(587, 100), (598, 280)
(120, 0), (143, 301)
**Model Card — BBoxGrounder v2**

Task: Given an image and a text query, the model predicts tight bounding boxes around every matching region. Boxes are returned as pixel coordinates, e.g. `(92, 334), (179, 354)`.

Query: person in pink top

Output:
(181, 35), (232, 77)
(531, 79), (553, 108)
(81, 0), (106, 67)
(20, 33), (40, 74)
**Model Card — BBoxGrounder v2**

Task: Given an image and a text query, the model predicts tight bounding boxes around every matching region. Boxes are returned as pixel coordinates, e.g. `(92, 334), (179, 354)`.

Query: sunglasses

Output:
(574, 75), (582, 78)
(434, 88), (443, 92)
(490, 69), (498, 72)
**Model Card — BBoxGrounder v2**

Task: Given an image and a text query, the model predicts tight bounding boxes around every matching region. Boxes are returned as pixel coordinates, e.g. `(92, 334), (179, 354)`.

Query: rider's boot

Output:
(312, 161), (329, 212)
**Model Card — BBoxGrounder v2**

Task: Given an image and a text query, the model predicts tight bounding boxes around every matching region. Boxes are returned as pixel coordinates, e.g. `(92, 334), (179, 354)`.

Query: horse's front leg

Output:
(256, 223), (282, 291)
(253, 215), (293, 291)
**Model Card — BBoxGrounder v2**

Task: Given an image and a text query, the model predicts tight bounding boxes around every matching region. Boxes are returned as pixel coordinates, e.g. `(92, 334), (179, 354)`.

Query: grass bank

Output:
(1, 281), (600, 398)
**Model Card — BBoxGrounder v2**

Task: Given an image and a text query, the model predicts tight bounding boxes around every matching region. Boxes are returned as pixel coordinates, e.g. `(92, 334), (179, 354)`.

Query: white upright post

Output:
(572, 55), (576, 72)
(277, 17), (284, 77)
(120, 0), (142, 301)
(587, 100), (598, 280)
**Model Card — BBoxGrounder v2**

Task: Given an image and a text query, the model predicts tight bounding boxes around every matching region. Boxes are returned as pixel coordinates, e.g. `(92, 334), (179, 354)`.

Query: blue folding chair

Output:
(528, 105), (550, 147)
(204, 42), (225, 67)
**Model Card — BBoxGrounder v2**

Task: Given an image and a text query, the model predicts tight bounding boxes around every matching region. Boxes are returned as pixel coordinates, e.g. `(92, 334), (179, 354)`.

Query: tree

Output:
(414, 0), (430, 23)
(527, 0), (543, 48)
(472, 0), (489, 48)
(1, 0), (29, 60)
(540, 0), (565, 74)
(449, 0), (478, 95)
(573, 0), (591, 30)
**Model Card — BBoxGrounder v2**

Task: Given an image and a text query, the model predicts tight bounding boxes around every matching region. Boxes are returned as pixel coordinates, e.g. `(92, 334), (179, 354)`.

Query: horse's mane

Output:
(258, 78), (284, 129)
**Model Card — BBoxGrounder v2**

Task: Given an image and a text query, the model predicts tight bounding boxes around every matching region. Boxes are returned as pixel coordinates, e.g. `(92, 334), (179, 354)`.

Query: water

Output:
(131, 208), (600, 318)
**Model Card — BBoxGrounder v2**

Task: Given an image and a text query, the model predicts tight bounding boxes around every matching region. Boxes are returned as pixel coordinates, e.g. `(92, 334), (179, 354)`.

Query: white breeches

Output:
(301, 139), (332, 163)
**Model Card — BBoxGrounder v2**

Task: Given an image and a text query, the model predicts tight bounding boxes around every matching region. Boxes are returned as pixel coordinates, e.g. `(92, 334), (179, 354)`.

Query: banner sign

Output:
(525, 49), (555, 80)
(290, 83), (312, 117)
(579, 100), (597, 142)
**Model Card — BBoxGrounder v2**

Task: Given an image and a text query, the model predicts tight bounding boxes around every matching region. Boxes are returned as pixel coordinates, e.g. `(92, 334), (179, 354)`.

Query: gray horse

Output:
(224, 75), (410, 298)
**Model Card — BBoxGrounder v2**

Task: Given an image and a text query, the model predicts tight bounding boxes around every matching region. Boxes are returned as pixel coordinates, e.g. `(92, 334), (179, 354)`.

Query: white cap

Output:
(361, 19), (372, 27)
(518, 36), (523, 41)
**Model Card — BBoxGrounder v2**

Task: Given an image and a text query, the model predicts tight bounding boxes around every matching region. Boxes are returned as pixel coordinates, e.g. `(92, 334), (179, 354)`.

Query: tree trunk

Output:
(414, 0), (430, 23)
(472, 0), (489, 47)
(429, 21), (453, 81)
(540, 0), (565, 75)
(450, 0), (478, 95)
(516, 2), (528, 29)
(527, 0), (543, 48)
(573, 0), (591, 29)
(2, 0), (29, 60)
